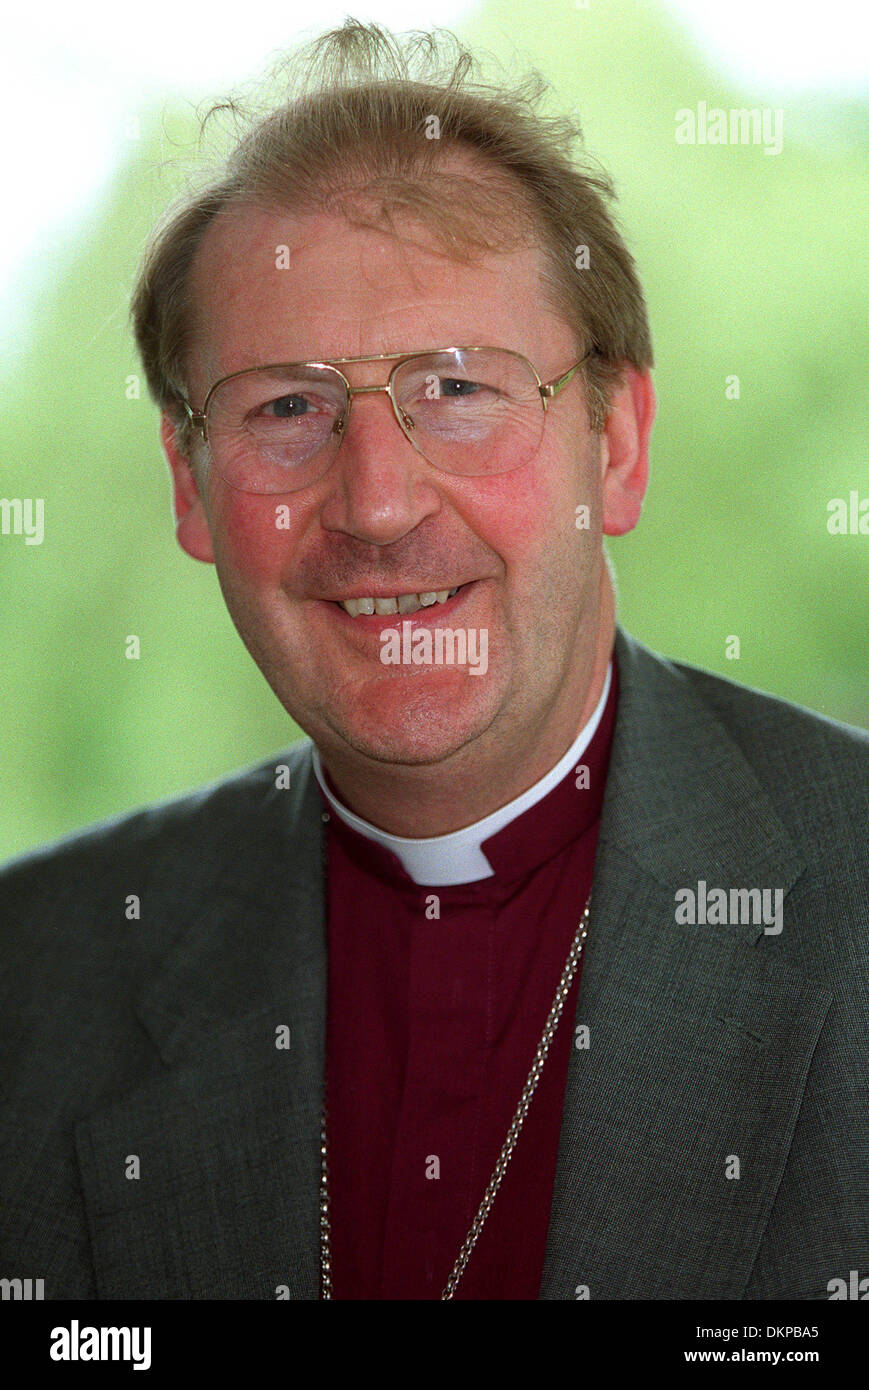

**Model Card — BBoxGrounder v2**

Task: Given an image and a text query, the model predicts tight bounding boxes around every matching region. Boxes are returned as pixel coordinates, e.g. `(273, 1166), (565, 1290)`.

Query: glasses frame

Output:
(177, 344), (595, 484)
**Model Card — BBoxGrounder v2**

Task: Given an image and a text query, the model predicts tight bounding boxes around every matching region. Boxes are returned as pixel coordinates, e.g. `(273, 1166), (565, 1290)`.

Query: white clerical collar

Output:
(311, 660), (612, 887)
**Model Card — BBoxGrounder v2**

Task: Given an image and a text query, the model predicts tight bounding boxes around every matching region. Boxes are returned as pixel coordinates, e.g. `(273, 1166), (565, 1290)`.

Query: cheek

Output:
(462, 452), (580, 570)
(208, 492), (296, 586)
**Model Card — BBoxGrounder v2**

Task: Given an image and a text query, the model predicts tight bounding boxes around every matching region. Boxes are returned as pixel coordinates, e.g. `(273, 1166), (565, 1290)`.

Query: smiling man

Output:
(166, 196), (643, 830)
(0, 21), (866, 1303)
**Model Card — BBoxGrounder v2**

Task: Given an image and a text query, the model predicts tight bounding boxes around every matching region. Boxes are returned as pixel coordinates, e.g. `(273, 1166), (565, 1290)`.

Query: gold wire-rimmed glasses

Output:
(177, 344), (595, 494)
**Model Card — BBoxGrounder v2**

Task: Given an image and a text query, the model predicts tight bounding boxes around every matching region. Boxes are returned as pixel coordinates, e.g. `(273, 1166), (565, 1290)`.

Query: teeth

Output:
(339, 586), (461, 617)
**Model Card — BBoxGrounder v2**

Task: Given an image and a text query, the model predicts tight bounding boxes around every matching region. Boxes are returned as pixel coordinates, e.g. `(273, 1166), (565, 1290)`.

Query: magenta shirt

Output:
(321, 656), (618, 1299)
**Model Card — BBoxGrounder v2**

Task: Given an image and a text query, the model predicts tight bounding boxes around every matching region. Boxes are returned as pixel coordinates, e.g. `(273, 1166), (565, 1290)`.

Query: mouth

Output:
(323, 581), (476, 628)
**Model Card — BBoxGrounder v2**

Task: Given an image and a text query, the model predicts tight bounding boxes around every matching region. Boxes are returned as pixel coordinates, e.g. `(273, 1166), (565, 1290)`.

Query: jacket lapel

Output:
(74, 752), (328, 1299)
(539, 628), (832, 1298)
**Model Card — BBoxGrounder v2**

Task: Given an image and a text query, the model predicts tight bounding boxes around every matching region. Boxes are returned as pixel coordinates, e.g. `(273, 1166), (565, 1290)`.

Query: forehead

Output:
(186, 199), (572, 381)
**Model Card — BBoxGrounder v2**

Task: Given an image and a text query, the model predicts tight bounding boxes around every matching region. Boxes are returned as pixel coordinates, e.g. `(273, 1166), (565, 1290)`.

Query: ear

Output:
(599, 366), (656, 537)
(160, 413), (215, 564)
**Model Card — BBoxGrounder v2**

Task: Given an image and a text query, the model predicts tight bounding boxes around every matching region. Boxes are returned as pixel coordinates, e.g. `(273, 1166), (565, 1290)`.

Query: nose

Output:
(318, 387), (442, 546)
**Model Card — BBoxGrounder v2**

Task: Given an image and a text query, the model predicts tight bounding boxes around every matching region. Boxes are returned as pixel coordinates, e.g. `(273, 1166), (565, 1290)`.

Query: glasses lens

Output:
(202, 350), (546, 492)
(206, 365), (346, 493)
(393, 349), (544, 475)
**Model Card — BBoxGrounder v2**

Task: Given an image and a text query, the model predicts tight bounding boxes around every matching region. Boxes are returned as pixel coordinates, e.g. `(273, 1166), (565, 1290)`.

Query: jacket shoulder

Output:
(670, 653), (869, 883)
(673, 654), (869, 785)
(1, 740), (314, 892)
(0, 741), (317, 1099)
(0, 740), (316, 968)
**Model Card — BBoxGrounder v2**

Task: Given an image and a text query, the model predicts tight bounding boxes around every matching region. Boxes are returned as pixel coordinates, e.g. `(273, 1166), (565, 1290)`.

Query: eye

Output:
(260, 394), (312, 418)
(438, 377), (484, 397)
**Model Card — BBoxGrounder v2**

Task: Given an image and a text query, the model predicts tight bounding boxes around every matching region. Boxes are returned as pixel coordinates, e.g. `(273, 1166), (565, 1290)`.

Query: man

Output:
(1, 21), (866, 1301)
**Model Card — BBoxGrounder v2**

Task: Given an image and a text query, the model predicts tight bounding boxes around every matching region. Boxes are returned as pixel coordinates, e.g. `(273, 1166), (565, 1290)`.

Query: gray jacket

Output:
(1, 627), (866, 1298)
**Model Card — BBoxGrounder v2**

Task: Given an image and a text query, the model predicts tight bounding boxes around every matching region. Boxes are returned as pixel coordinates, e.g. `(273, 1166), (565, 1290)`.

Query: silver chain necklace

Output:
(319, 891), (592, 1300)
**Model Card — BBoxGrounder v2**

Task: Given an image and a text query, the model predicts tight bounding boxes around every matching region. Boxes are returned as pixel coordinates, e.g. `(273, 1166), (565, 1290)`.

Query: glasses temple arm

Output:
(539, 349), (595, 403)
(175, 395), (207, 436)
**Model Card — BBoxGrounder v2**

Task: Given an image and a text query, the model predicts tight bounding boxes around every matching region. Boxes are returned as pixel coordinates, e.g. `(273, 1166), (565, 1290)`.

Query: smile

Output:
(337, 586), (461, 617)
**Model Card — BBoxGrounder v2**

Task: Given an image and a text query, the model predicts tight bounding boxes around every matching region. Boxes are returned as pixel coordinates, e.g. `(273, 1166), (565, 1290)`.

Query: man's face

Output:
(174, 199), (618, 772)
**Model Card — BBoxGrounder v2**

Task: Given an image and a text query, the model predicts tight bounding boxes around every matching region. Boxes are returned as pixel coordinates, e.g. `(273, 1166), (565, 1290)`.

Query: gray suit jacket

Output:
(1, 627), (866, 1299)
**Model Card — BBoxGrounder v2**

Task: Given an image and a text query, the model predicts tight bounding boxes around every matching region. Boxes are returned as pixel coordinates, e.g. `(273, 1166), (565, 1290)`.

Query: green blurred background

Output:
(2, 0), (866, 858)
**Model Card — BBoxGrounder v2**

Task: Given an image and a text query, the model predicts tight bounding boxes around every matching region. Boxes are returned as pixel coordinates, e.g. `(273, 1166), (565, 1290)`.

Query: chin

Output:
(311, 670), (503, 767)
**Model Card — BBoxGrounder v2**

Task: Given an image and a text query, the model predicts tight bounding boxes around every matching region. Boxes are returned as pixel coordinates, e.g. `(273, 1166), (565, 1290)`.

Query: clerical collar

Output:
(312, 659), (613, 887)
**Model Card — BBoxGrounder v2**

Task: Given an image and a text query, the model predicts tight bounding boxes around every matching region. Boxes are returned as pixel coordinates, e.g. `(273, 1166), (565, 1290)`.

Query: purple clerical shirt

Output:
(320, 655), (618, 1299)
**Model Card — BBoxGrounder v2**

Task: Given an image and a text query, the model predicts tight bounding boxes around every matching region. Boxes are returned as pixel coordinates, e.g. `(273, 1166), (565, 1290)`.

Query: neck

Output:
(318, 567), (616, 837)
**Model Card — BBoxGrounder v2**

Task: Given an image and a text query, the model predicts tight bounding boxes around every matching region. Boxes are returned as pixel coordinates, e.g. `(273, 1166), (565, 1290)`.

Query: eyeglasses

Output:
(177, 344), (594, 494)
